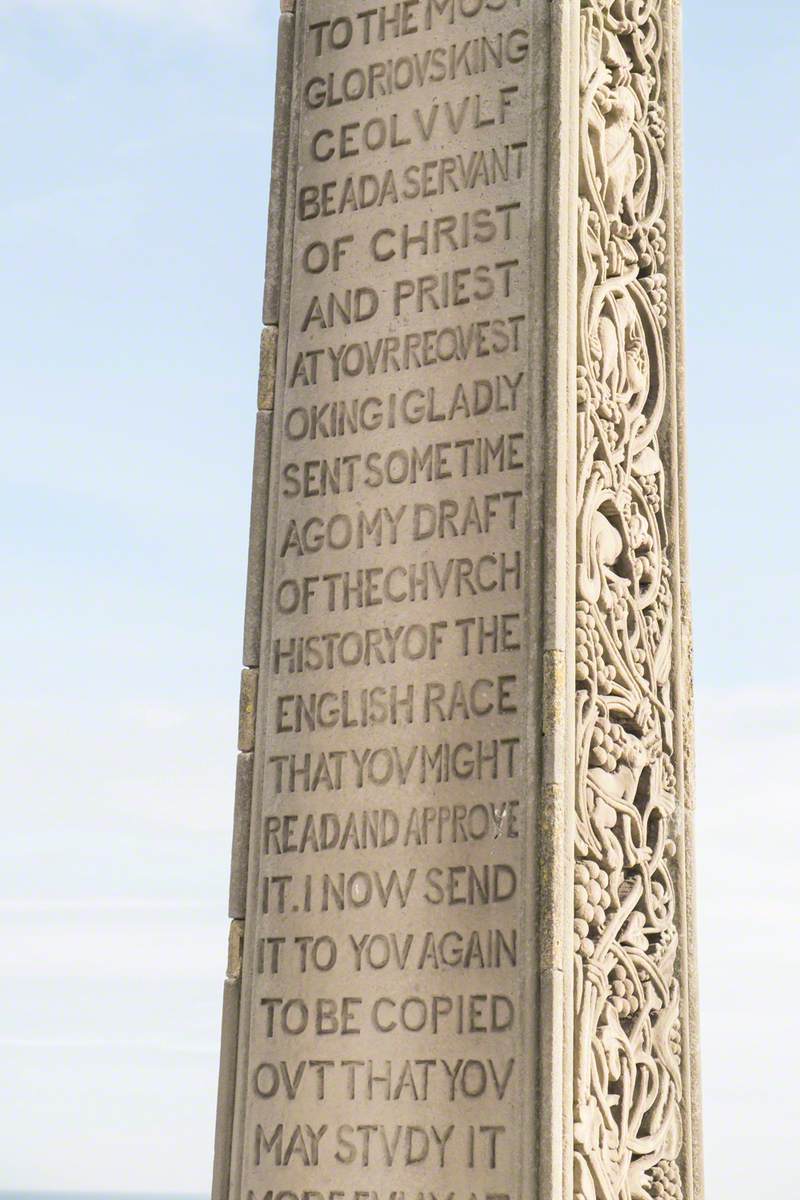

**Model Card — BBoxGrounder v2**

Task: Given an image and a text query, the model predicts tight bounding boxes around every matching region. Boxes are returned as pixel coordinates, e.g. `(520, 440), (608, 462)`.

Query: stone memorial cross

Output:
(212, 4), (703, 1200)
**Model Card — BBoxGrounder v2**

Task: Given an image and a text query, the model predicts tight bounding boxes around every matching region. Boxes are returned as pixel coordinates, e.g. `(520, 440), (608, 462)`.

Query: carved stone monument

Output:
(212, 3), (702, 1199)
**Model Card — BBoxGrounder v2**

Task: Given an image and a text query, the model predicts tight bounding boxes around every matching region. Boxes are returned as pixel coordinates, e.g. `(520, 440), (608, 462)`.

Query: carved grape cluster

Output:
(653, 924), (676, 964)
(590, 715), (627, 771)
(574, 859), (612, 956)
(577, 364), (594, 409)
(639, 471), (661, 513)
(641, 272), (669, 327)
(603, 580), (630, 632)
(576, 604), (595, 686)
(597, 395), (623, 448)
(634, 218), (667, 271)
(647, 102), (668, 148)
(609, 962), (640, 1018)
(576, 602), (617, 692)
(650, 878), (670, 922)
(669, 1015), (683, 1065)
(650, 1160), (682, 1200)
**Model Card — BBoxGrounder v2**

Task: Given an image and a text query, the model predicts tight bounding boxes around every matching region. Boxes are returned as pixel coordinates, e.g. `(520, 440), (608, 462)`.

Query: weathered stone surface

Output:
(228, 751), (254, 921)
(213, 4), (702, 1200)
(257, 327), (279, 413)
(242, 411), (273, 669)
(262, 11), (296, 327)
(238, 669), (259, 753)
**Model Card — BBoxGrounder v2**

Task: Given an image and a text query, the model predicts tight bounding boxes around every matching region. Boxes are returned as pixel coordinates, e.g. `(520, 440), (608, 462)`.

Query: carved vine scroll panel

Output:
(573, 4), (700, 1199)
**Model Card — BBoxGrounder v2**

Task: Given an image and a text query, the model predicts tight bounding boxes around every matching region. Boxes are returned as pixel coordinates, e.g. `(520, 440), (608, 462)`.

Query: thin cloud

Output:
(0, 897), (217, 913)
(0, 911), (226, 980)
(1, 0), (261, 34)
(0, 1035), (216, 1055)
(693, 683), (800, 1198)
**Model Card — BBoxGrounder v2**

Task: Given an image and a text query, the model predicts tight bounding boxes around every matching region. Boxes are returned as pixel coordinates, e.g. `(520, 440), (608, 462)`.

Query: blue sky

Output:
(1, 0), (798, 1193)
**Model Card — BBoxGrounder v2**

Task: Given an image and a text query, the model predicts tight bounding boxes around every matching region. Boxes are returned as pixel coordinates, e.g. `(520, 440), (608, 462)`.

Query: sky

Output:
(1, 0), (798, 1194)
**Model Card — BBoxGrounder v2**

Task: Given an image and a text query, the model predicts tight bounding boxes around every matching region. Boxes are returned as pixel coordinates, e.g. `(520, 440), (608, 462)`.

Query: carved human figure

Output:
(593, 299), (648, 436)
(591, 32), (644, 229)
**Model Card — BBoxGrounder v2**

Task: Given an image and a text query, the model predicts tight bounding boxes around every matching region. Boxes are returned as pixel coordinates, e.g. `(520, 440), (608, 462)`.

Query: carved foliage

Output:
(575, 3), (683, 1198)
